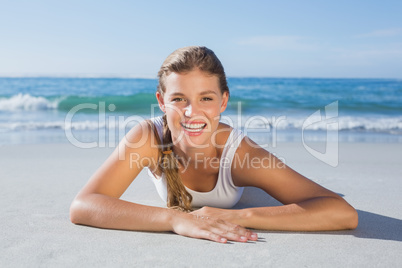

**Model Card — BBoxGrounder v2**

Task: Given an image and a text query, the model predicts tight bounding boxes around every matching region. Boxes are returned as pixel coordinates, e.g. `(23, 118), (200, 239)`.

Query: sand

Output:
(1, 141), (401, 267)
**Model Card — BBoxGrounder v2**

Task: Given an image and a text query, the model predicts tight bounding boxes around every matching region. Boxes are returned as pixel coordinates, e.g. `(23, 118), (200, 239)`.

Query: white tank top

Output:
(147, 116), (245, 209)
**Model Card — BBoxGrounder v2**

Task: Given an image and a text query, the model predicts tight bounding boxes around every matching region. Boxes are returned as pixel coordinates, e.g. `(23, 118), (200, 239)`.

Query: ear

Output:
(156, 92), (166, 113)
(220, 91), (229, 113)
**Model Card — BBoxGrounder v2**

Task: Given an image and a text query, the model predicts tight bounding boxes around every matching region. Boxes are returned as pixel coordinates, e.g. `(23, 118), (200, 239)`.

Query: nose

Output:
(184, 105), (192, 117)
(183, 102), (200, 117)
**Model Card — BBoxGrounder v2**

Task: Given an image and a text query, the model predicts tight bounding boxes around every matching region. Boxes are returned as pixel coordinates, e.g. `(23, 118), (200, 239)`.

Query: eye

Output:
(201, 97), (213, 101)
(172, 97), (185, 102)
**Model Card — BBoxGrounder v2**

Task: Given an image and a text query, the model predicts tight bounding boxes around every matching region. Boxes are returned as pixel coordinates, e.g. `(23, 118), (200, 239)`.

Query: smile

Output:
(180, 122), (207, 132)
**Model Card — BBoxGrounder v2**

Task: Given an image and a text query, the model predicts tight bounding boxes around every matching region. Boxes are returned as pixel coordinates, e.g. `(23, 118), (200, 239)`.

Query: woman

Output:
(70, 46), (358, 243)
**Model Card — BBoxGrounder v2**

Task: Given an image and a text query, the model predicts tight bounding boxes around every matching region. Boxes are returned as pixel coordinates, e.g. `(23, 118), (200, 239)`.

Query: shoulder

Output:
(76, 119), (161, 199)
(231, 135), (282, 187)
(215, 122), (233, 145)
(232, 135), (266, 165)
(217, 122), (233, 133)
(117, 119), (160, 170)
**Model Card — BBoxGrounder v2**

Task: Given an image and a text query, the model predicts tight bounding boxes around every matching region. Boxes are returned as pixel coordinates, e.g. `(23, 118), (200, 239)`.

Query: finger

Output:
(196, 218), (257, 242)
(229, 225), (258, 241)
(199, 230), (227, 243)
(221, 222), (249, 237)
(247, 231), (259, 241)
(207, 224), (247, 242)
(215, 227), (248, 242)
(215, 222), (258, 242)
(194, 219), (245, 243)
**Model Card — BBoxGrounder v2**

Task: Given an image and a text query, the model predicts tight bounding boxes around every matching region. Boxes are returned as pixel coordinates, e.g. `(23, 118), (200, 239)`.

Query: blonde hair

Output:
(154, 46), (229, 212)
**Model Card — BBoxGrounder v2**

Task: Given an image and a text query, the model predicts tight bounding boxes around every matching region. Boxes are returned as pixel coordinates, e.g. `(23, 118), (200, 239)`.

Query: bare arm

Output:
(192, 137), (358, 231)
(70, 121), (258, 243)
(71, 193), (177, 231)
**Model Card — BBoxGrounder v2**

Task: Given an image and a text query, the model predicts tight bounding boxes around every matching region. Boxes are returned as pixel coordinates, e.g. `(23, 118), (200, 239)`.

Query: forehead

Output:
(164, 69), (220, 95)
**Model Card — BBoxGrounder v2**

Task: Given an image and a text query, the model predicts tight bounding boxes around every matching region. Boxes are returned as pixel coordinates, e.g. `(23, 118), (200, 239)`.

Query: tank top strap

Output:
(221, 128), (245, 166)
(218, 128), (245, 189)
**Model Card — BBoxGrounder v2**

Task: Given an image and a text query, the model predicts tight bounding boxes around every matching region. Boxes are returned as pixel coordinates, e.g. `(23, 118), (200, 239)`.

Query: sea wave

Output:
(0, 120), (136, 131)
(1, 93), (401, 116)
(0, 93), (60, 111)
(0, 93), (158, 113)
(245, 116), (402, 134)
(1, 115), (401, 134)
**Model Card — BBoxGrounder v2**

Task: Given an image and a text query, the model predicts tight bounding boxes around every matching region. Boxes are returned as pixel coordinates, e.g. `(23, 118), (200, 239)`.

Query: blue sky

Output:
(1, 0), (401, 78)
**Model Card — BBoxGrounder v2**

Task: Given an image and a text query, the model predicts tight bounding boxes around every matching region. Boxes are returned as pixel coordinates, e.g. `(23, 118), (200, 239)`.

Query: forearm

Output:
(70, 194), (180, 232)
(239, 196), (358, 231)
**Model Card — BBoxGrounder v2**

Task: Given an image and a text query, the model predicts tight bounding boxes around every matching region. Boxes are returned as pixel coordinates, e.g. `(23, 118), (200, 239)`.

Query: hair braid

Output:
(159, 114), (193, 212)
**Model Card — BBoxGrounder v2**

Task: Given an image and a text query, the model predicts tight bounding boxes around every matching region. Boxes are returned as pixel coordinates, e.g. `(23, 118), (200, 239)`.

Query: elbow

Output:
(345, 206), (359, 230)
(324, 197), (358, 230)
(337, 202), (358, 230)
(69, 198), (86, 225)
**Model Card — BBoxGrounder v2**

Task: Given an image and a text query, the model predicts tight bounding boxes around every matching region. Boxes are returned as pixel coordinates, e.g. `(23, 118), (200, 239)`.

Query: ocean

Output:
(0, 77), (401, 146)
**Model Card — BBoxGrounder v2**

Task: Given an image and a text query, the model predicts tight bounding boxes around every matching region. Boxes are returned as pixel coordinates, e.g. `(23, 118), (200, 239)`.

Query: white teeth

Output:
(181, 123), (206, 131)
(184, 128), (203, 132)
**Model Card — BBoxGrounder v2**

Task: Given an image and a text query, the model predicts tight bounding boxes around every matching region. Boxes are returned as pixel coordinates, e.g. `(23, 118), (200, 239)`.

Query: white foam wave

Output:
(1, 115), (401, 134)
(0, 120), (137, 131)
(222, 115), (402, 133)
(0, 94), (59, 111)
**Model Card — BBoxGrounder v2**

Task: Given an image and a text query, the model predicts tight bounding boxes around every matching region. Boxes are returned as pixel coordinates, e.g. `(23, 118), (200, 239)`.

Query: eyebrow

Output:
(169, 90), (218, 97)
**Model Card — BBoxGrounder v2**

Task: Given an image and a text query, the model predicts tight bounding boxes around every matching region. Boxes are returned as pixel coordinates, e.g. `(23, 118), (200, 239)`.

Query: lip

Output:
(181, 121), (207, 124)
(180, 121), (207, 136)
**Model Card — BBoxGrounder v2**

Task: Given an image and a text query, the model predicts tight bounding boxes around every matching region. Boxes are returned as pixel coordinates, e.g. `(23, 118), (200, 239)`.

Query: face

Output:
(156, 69), (229, 149)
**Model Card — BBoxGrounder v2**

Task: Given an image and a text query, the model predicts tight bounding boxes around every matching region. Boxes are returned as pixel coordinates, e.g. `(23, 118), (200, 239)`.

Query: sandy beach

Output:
(1, 141), (401, 267)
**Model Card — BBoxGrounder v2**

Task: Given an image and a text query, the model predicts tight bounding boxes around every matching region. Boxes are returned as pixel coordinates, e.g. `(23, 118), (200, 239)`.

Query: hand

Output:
(190, 206), (245, 226)
(170, 211), (258, 243)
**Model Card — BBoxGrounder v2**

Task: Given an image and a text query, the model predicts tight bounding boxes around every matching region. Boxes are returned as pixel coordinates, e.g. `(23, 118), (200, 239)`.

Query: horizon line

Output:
(0, 73), (400, 80)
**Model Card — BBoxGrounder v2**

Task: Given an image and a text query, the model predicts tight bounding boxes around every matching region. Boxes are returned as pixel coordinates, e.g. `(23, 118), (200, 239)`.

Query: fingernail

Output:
(220, 238), (227, 243)
(240, 236), (247, 240)
(251, 234), (258, 238)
